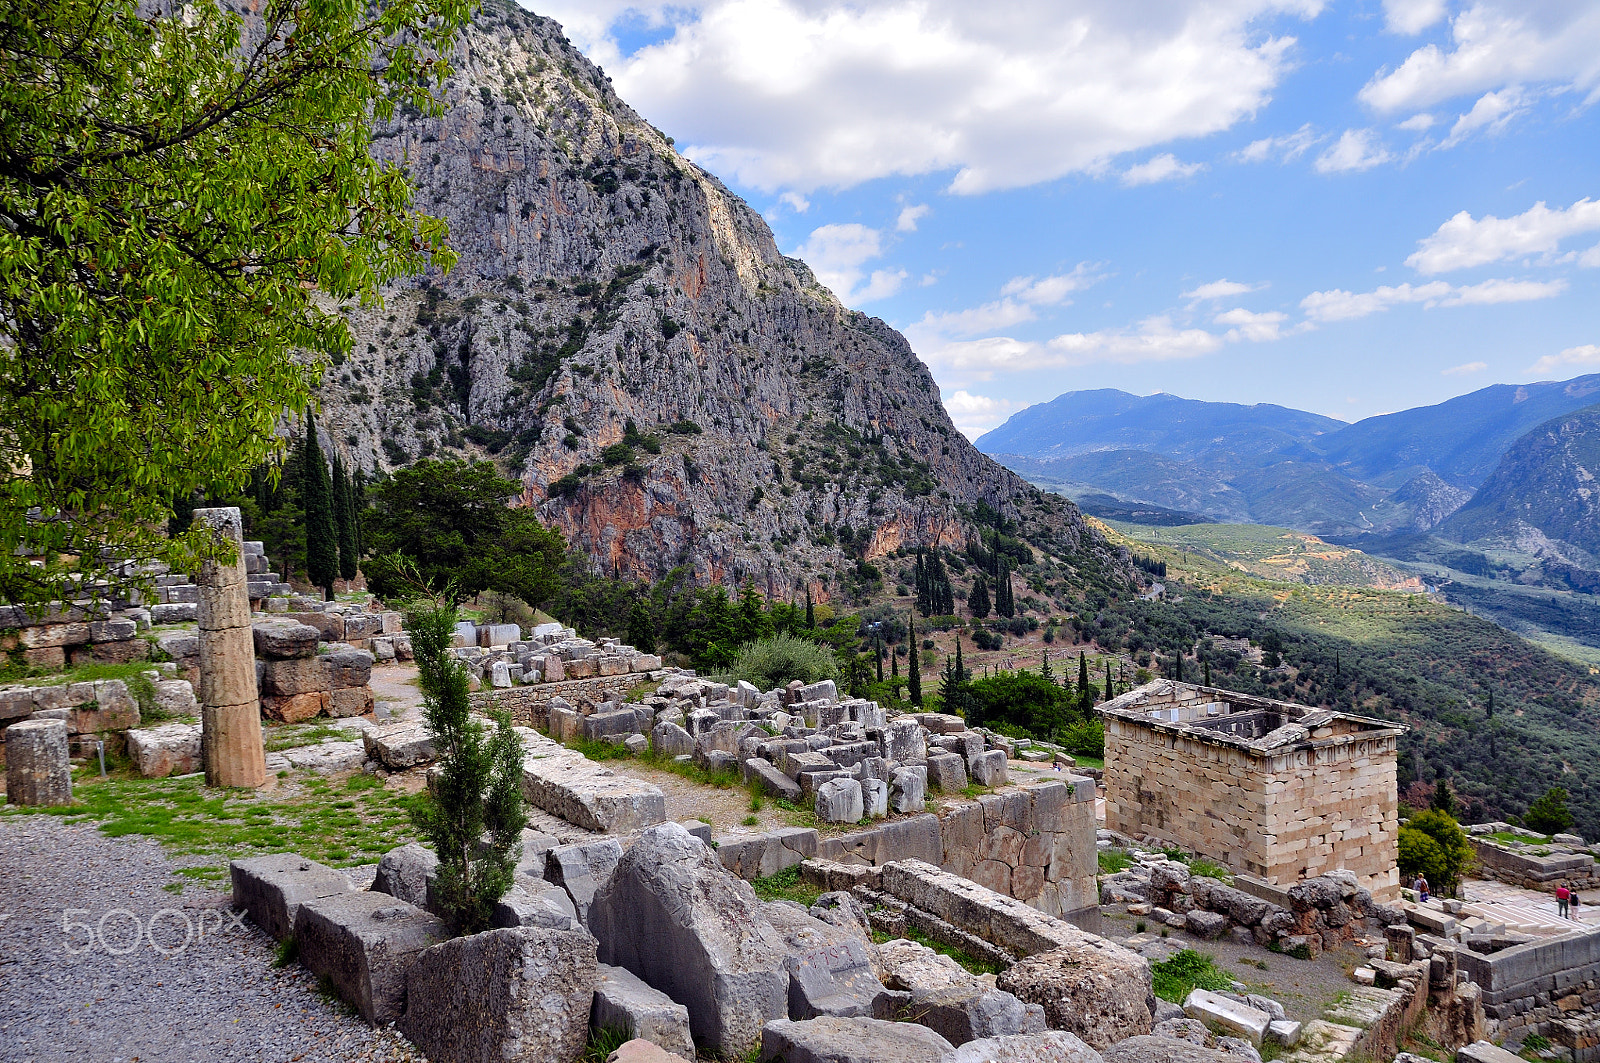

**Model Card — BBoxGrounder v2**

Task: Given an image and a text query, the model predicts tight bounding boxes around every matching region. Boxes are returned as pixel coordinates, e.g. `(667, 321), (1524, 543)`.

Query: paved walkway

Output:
(1450, 878), (1600, 937)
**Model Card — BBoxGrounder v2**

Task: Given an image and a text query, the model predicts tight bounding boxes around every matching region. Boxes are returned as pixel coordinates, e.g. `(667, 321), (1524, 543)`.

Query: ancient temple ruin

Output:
(1099, 680), (1404, 898)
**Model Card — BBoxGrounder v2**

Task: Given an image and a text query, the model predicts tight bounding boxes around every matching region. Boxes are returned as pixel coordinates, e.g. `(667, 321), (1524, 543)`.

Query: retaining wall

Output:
(1457, 924), (1600, 1030)
(471, 672), (665, 723)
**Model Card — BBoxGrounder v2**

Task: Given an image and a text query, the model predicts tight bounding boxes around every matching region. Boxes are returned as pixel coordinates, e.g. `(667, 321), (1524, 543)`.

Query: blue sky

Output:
(530, 0), (1600, 437)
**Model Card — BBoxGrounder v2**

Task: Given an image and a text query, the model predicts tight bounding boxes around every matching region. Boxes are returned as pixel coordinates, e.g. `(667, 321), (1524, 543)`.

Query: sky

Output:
(527, 0), (1600, 438)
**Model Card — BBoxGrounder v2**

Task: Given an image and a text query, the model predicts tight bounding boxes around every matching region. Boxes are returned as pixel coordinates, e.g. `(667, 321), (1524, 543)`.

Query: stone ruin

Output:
(451, 620), (662, 688)
(1099, 679), (1405, 898)
(1465, 821), (1600, 895)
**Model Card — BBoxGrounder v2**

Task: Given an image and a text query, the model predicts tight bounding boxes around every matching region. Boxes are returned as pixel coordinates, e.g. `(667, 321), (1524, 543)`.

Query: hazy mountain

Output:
(1312, 375), (1600, 489)
(308, 0), (1132, 593)
(1435, 403), (1600, 565)
(974, 389), (1345, 462)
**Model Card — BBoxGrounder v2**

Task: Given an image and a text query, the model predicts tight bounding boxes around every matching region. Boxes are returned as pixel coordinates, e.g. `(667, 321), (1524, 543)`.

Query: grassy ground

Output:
(0, 764), (422, 889)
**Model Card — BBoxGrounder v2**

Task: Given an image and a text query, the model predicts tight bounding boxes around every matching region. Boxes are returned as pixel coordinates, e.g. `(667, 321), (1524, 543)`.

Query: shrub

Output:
(728, 633), (838, 689)
(1400, 809), (1474, 894)
(1150, 949), (1233, 1003)
(1524, 787), (1575, 836)
(1060, 717), (1104, 758)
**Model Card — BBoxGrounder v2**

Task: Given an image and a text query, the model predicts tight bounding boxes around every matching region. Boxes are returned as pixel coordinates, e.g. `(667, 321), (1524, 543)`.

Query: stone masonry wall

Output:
(470, 672), (664, 725)
(1264, 732), (1400, 896)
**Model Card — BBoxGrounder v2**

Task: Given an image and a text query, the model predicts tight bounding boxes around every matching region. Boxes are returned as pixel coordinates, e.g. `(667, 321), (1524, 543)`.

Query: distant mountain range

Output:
(978, 375), (1600, 540)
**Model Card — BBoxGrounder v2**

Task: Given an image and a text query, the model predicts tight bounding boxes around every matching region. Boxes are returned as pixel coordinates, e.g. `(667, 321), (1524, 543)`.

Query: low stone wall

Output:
(0, 603), (148, 669)
(720, 779), (1098, 921)
(1457, 924), (1600, 1034)
(472, 672), (667, 725)
(1471, 838), (1600, 892)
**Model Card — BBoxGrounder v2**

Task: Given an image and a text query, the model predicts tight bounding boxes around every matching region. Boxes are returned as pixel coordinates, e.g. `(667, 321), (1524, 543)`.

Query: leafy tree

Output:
(1401, 809), (1474, 895)
(363, 459), (564, 606)
(1398, 825), (1446, 888)
(405, 590), (526, 933)
(841, 651), (873, 698)
(966, 670), (1076, 739)
(0, 0), (466, 604)
(1524, 787), (1575, 836)
(728, 633), (838, 689)
(302, 415), (339, 599)
(970, 576), (991, 619)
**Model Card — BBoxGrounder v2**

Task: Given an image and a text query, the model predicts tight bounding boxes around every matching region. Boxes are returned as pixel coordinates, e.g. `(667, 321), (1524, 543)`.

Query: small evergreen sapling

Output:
(405, 591), (527, 933)
(301, 414), (339, 600)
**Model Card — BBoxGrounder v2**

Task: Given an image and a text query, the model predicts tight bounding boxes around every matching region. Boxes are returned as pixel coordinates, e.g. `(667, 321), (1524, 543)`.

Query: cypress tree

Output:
(302, 414), (339, 599)
(1078, 652), (1089, 697)
(1485, 689), (1494, 718)
(891, 649), (898, 679)
(955, 639), (967, 681)
(1105, 660), (1113, 700)
(351, 468), (366, 558)
(1204, 658), (1212, 686)
(332, 454), (358, 582)
(875, 635), (884, 683)
(908, 615), (922, 707)
(970, 575), (990, 619)
(805, 587), (815, 629)
(1041, 646), (1052, 680)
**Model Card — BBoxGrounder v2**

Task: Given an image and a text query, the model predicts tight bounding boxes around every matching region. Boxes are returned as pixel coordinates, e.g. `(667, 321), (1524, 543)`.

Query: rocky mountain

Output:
(309, 0), (1130, 597)
(1435, 403), (1600, 566)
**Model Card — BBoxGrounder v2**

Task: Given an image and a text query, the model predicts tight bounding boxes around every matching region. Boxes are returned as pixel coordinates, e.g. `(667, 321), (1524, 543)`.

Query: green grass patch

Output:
(0, 768), (423, 882)
(1189, 859), (1233, 882)
(872, 925), (1003, 977)
(8, 659), (163, 688)
(1151, 949), (1235, 1003)
(1485, 831), (1551, 846)
(581, 1025), (632, 1063)
(1098, 849), (1133, 874)
(751, 865), (823, 906)
(263, 723), (352, 753)
(1068, 755), (1104, 771)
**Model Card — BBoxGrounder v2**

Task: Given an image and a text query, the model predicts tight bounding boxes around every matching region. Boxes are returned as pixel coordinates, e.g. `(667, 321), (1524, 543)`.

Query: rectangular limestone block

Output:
(294, 890), (448, 1024)
(326, 687), (373, 718)
(260, 691), (328, 723)
(231, 853), (352, 941)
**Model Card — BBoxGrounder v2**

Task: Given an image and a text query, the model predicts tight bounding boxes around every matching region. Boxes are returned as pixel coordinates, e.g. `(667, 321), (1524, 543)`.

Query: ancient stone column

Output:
(4, 718), (72, 806)
(194, 507), (267, 788)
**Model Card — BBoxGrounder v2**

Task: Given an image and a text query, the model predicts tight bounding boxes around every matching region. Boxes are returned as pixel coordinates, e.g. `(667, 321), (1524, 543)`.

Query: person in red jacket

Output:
(1558, 884), (1571, 919)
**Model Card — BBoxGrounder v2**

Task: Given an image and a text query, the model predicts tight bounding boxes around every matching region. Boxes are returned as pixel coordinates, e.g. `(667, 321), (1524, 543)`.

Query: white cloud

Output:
(1439, 87), (1529, 148)
(1314, 129), (1395, 173)
(908, 265), (1102, 341)
(1528, 344), (1600, 376)
(1581, 243), (1600, 268)
(942, 390), (1016, 438)
(1397, 112), (1436, 131)
(545, 0), (1325, 195)
(1121, 153), (1205, 186)
(792, 223), (906, 304)
(1442, 361), (1488, 375)
(1406, 198), (1600, 274)
(1214, 307), (1289, 341)
(1359, 3), (1600, 114)
(896, 204), (930, 232)
(1299, 276), (1563, 321)
(912, 316), (1223, 378)
(1383, 0), (1449, 34)
(1237, 123), (1317, 162)
(1000, 266), (1102, 305)
(778, 191), (810, 212)
(1182, 278), (1266, 303)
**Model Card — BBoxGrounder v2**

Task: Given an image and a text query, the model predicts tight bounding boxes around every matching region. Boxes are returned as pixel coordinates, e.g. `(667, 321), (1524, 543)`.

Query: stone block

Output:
(799, 680), (837, 703)
(885, 718), (927, 764)
(260, 691), (327, 723)
(764, 901), (886, 1021)
(891, 768), (927, 814)
(372, 843), (438, 909)
(546, 838), (624, 926)
(230, 852), (351, 941)
(588, 823), (789, 1058)
(323, 648), (374, 688)
(759, 1017), (953, 1063)
(252, 620), (321, 659)
(630, 654), (663, 672)
(293, 890), (447, 1024)
(4, 719), (72, 806)
(1267, 1020), (1302, 1046)
(364, 723), (436, 769)
(156, 632), (199, 661)
(493, 875), (582, 931)
(927, 752), (968, 792)
(1183, 989), (1269, 1045)
(862, 777), (889, 818)
(1185, 910), (1230, 940)
(522, 736), (666, 833)
(816, 777), (865, 823)
(747, 758), (803, 802)
(325, 686), (373, 718)
(401, 926), (597, 1063)
(152, 679), (198, 717)
(908, 983), (1043, 1048)
(593, 962), (696, 1059)
(296, 612), (346, 642)
(150, 603), (198, 624)
(970, 749), (1008, 788)
(125, 722), (202, 777)
(998, 941), (1154, 1049)
(942, 1031), (1103, 1063)
(259, 657), (328, 696)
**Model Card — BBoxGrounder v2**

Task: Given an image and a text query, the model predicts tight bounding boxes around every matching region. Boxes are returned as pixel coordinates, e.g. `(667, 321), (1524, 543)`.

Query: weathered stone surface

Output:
(326, 686), (374, 718)
(364, 723), (436, 769)
(747, 757), (804, 802)
(996, 944), (1154, 1049)
(252, 620), (321, 659)
(911, 983), (1042, 1047)
(592, 962), (695, 1059)
(942, 1031), (1105, 1063)
(927, 753), (968, 792)
(588, 823), (789, 1058)
(323, 648), (375, 688)
(230, 853), (352, 941)
(4, 719), (72, 806)
(891, 768), (926, 813)
(401, 926), (597, 1063)
(878, 939), (976, 996)
(521, 730), (665, 833)
(260, 691), (326, 723)
(1101, 1036), (1239, 1063)
(152, 679), (199, 717)
(885, 718), (927, 764)
(282, 739), (365, 773)
(125, 721), (203, 778)
(970, 749), (1009, 788)
(294, 890), (448, 1024)
(1456, 1041), (1524, 1063)
(545, 838), (624, 926)
(1182, 990), (1269, 1046)
(816, 777), (865, 823)
(861, 777), (889, 818)
(606, 1038), (692, 1063)
(652, 720), (694, 757)
(760, 1017), (953, 1063)
(1185, 910), (1230, 940)
(763, 901), (885, 1020)
(372, 843), (438, 909)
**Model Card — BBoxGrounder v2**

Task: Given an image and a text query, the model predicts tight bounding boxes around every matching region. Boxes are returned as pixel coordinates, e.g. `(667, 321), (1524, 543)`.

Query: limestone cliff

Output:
(315, 0), (1131, 595)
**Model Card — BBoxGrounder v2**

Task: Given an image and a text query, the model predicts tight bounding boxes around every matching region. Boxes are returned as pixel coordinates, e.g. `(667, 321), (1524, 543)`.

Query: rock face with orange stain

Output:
(310, 0), (1132, 594)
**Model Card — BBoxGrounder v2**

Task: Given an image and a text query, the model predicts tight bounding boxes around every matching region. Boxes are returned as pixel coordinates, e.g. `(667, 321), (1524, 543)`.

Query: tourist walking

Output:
(1558, 884), (1571, 918)
(1572, 892), (1583, 922)
(1416, 875), (1430, 903)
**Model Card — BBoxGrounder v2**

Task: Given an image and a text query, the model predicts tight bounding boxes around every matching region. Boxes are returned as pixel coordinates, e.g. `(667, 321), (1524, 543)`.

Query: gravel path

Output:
(0, 816), (421, 1063)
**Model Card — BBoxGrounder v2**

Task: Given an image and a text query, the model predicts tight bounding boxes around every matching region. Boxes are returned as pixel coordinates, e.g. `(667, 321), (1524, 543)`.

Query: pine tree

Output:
(350, 468), (366, 558)
(805, 587), (815, 630)
(301, 414), (339, 600)
(908, 615), (922, 707)
(1485, 689), (1494, 719)
(332, 454), (358, 583)
(970, 575), (991, 619)
(955, 639), (967, 681)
